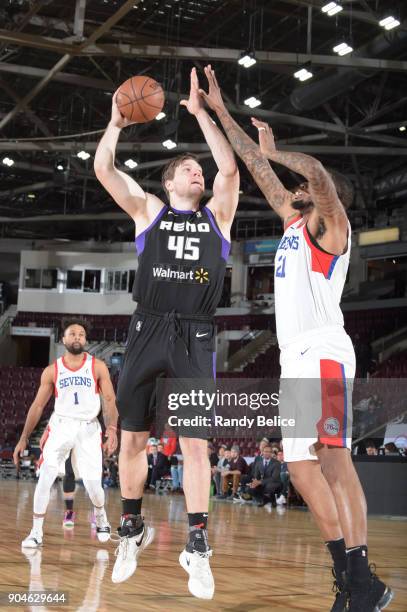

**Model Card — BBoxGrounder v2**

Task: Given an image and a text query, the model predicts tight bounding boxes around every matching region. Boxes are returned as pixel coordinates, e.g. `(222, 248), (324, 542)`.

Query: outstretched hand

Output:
(199, 65), (225, 113)
(180, 67), (205, 116)
(110, 89), (137, 129)
(251, 117), (277, 157)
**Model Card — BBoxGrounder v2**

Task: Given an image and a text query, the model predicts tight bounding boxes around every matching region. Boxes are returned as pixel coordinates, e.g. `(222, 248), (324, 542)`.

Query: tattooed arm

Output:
(252, 118), (348, 254)
(199, 65), (293, 221)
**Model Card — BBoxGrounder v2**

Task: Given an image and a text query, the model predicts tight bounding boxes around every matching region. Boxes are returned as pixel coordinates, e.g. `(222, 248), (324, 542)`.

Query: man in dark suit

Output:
(246, 444), (282, 507)
(147, 443), (170, 487)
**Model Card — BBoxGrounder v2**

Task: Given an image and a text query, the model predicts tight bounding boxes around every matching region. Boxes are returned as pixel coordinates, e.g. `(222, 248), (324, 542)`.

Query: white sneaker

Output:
(111, 526), (155, 583)
(22, 530), (43, 549)
(95, 511), (111, 543)
(179, 548), (215, 600)
(276, 494), (287, 506)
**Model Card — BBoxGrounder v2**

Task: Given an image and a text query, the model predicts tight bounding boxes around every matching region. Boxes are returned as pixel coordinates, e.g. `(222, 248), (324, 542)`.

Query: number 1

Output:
(74, 392), (79, 405)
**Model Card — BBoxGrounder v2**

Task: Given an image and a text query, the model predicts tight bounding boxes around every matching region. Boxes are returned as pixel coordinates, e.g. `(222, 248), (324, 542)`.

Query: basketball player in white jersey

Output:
(13, 319), (118, 549)
(198, 67), (393, 612)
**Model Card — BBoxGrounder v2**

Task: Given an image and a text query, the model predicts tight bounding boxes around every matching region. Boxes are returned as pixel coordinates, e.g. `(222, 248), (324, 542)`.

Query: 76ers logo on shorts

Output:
(323, 417), (340, 436)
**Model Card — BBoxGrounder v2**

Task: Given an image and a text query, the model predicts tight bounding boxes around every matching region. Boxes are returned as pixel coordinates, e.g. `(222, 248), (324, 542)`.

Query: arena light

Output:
(294, 68), (313, 82)
(321, 2), (343, 16)
(27, 193), (36, 199)
(77, 150), (90, 160)
(238, 52), (257, 69)
(333, 42), (353, 56)
(244, 96), (261, 108)
(399, 126), (406, 132)
(155, 112), (166, 120)
(358, 227), (399, 246)
(124, 158), (138, 169)
(2, 156), (14, 167)
(379, 16), (400, 30)
(162, 139), (177, 150)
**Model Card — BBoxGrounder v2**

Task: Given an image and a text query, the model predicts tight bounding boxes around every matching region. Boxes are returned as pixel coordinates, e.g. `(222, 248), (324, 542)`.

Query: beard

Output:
(291, 199), (314, 213)
(65, 343), (84, 355)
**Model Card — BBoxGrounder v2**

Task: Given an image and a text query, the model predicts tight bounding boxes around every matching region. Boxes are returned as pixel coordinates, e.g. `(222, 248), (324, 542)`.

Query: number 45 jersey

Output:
(132, 205), (231, 316)
(53, 353), (101, 420)
(274, 216), (351, 348)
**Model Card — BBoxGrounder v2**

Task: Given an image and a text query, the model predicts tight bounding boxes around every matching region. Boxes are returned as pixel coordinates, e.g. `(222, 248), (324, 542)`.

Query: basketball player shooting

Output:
(198, 67), (393, 612)
(13, 319), (118, 549)
(94, 67), (239, 599)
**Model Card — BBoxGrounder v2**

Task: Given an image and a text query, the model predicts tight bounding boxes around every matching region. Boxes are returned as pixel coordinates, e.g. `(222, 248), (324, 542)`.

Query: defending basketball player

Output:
(13, 319), (118, 549)
(198, 66), (393, 612)
(94, 67), (239, 600)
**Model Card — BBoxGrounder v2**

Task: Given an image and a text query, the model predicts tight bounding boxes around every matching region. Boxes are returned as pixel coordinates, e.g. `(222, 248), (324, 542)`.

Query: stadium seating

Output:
(372, 349), (407, 378)
(0, 366), (53, 448)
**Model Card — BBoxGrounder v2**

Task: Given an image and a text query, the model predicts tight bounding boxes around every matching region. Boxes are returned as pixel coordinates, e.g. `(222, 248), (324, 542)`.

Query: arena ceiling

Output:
(0, 0), (406, 240)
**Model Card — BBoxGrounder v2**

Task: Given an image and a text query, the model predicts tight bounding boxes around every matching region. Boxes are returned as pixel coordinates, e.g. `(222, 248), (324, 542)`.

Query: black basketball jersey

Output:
(132, 205), (230, 315)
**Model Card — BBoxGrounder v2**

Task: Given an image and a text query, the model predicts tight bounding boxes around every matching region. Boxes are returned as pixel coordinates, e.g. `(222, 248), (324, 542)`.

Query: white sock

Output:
(94, 506), (106, 518)
(33, 516), (44, 535)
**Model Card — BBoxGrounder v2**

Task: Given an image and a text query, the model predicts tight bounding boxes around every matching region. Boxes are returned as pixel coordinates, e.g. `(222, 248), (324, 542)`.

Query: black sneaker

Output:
(347, 566), (394, 612)
(330, 568), (347, 612)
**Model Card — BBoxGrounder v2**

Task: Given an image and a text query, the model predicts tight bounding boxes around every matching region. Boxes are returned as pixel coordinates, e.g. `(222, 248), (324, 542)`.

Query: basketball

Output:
(116, 75), (165, 123)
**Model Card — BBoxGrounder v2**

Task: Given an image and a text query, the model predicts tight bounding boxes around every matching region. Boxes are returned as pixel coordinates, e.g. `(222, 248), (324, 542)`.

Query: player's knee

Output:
(180, 437), (208, 462)
(83, 479), (105, 507)
(120, 431), (148, 457)
(286, 463), (307, 490)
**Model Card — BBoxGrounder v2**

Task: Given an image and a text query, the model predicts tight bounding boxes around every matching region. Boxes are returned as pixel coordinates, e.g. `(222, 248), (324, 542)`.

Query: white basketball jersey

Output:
(53, 353), (101, 420)
(274, 216), (351, 347)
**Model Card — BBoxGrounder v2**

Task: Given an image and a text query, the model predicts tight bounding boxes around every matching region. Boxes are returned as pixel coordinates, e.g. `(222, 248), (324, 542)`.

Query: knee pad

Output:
(83, 479), (105, 508)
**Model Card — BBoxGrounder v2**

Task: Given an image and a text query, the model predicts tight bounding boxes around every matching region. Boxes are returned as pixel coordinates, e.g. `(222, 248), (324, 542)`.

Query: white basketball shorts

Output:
(39, 413), (103, 480)
(279, 326), (356, 463)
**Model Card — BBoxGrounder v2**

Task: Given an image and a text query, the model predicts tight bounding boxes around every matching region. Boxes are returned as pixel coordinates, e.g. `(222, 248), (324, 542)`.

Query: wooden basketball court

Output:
(2, 480), (406, 611)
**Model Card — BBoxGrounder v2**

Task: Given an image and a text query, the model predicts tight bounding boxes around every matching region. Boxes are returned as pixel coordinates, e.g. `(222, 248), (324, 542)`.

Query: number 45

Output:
(168, 236), (200, 260)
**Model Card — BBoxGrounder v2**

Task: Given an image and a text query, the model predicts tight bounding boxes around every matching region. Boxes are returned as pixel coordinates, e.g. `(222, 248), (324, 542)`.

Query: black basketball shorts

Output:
(116, 307), (216, 436)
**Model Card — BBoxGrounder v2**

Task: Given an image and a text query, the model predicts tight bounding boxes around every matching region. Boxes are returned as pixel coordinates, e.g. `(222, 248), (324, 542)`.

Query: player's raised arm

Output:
(13, 365), (54, 465)
(180, 67), (239, 228)
(199, 65), (293, 220)
(252, 117), (348, 251)
(94, 90), (163, 223)
(95, 359), (118, 455)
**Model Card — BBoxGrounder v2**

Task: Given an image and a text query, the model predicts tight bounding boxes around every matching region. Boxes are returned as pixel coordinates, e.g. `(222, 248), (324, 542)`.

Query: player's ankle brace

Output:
(346, 545), (370, 584)
(326, 538), (346, 576)
(188, 512), (208, 531)
(121, 497), (142, 516)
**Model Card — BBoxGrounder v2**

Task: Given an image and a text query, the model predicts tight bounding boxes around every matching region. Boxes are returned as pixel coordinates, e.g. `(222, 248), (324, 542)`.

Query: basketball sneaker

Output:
(21, 530), (43, 549)
(95, 509), (111, 543)
(276, 494), (287, 505)
(330, 568), (347, 612)
(111, 514), (155, 583)
(62, 510), (76, 528)
(179, 529), (214, 600)
(347, 566), (394, 611)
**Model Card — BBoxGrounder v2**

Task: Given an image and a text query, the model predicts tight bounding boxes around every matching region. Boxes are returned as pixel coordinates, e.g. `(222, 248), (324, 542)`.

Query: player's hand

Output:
(199, 65), (225, 113)
(103, 428), (118, 456)
(180, 68), (205, 116)
(251, 117), (276, 157)
(13, 436), (28, 466)
(110, 90), (137, 129)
